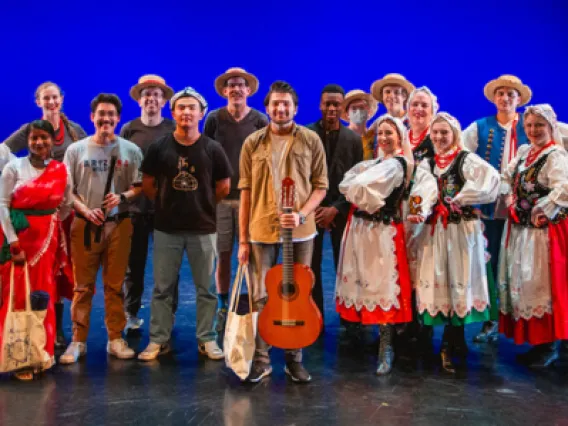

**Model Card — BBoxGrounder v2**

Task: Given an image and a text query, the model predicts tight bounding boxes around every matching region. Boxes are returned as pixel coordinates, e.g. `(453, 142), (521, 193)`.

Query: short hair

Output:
(321, 84), (345, 98)
(264, 81), (299, 107)
(90, 93), (122, 115)
(28, 119), (56, 139)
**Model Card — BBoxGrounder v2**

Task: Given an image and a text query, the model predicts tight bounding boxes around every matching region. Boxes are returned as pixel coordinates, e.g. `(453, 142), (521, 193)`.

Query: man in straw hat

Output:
(463, 74), (532, 343)
(370, 73), (415, 127)
(138, 87), (232, 361)
(204, 68), (268, 336)
(341, 89), (378, 160)
(307, 84), (362, 326)
(120, 74), (176, 333)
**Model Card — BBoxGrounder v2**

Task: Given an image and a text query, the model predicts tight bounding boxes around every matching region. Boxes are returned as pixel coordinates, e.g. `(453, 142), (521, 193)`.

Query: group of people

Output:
(0, 69), (567, 384)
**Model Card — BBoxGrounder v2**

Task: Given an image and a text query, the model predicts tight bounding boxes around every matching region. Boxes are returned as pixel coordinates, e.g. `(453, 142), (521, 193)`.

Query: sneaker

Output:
(125, 315), (144, 333)
(215, 308), (228, 334)
(198, 340), (224, 360)
(138, 342), (171, 362)
(107, 338), (136, 359)
(247, 362), (272, 383)
(59, 342), (87, 365)
(284, 362), (312, 383)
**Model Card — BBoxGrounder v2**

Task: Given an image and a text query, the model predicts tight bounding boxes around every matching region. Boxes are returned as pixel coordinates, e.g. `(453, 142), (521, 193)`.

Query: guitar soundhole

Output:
(279, 282), (298, 301)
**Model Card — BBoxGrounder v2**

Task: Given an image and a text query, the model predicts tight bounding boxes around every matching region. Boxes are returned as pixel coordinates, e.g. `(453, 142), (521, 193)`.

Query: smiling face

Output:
(430, 119), (456, 155)
(266, 92), (296, 126)
(222, 77), (251, 104)
(320, 92), (344, 125)
(493, 86), (520, 115)
(376, 120), (401, 156)
(381, 85), (407, 116)
(408, 92), (433, 130)
(524, 113), (553, 148)
(28, 127), (53, 159)
(91, 102), (120, 138)
(36, 84), (63, 116)
(138, 86), (166, 116)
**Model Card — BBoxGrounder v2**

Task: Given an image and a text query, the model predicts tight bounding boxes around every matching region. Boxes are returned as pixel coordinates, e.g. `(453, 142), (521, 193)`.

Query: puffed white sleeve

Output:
(339, 159), (378, 189)
(462, 122), (479, 153)
(0, 162), (18, 243)
(536, 148), (568, 219)
(408, 160), (438, 218)
(339, 158), (404, 214)
(452, 153), (499, 206)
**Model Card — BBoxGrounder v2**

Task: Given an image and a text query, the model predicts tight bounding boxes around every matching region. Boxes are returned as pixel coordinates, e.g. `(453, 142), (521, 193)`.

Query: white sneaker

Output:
(198, 340), (224, 360)
(59, 342), (87, 365)
(107, 338), (135, 359)
(138, 342), (171, 362)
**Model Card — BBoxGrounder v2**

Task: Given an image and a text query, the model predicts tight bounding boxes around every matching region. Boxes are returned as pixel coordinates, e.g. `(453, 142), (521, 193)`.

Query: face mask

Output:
(349, 109), (368, 125)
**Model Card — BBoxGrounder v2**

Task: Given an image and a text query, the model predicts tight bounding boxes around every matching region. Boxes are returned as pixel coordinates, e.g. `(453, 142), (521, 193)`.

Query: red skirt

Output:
(336, 222), (413, 325)
(499, 218), (568, 345)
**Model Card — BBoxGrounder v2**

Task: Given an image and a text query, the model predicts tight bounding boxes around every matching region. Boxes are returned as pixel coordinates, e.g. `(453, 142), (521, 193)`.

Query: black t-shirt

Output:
(141, 134), (233, 233)
(203, 108), (268, 199)
(120, 118), (176, 155)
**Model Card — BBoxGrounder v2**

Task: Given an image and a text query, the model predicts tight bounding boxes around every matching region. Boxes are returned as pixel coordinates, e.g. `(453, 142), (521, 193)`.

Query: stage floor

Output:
(1, 236), (567, 426)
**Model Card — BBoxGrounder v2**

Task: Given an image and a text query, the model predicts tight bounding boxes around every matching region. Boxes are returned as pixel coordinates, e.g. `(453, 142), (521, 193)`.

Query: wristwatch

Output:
(119, 193), (128, 204)
(298, 212), (306, 225)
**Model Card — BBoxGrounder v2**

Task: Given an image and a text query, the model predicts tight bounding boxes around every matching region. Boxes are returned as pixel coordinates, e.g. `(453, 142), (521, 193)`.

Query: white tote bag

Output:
(0, 263), (51, 373)
(224, 264), (257, 380)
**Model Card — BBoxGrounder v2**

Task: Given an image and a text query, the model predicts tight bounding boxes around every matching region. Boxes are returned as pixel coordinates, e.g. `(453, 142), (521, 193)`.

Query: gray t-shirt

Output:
(64, 136), (143, 216)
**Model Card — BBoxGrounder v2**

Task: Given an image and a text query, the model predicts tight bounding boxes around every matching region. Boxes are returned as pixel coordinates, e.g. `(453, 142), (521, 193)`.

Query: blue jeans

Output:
(150, 230), (218, 344)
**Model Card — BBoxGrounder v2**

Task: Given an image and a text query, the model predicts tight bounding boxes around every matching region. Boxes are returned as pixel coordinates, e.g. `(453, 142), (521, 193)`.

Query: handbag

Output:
(0, 263), (52, 373)
(223, 263), (258, 381)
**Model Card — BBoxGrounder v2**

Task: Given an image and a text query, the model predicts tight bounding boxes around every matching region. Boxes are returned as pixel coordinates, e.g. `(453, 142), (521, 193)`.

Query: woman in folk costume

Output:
(0, 120), (73, 380)
(498, 104), (568, 368)
(415, 112), (499, 373)
(335, 115), (435, 375)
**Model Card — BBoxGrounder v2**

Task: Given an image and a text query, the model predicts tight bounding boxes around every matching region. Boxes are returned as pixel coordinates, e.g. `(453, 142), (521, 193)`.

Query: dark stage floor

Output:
(1, 236), (568, 426)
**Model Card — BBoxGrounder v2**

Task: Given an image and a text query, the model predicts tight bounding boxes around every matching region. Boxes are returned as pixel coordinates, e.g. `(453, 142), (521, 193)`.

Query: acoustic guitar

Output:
(258, 177), (323, 349)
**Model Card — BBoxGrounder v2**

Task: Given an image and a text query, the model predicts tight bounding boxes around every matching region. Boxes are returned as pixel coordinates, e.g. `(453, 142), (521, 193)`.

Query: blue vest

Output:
(475, 115), (529, 218)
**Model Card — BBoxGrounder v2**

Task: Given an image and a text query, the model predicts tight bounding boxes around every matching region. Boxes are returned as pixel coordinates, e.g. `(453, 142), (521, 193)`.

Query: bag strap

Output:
(228, 264), (244, 314)
(241, 265), (254, 311)
(8, 262), (32, 313)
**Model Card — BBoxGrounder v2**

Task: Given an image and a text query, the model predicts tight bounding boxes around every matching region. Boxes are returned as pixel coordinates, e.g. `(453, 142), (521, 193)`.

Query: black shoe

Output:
(284, 362), (312, 383)
(529, 343), (559, 369)
(247, 362), (272, 383)
(473, 321), (499, 343)
(516, 345), (546, 365)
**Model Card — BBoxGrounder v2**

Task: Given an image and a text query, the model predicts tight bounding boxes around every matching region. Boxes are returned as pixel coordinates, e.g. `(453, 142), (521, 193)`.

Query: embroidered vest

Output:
(511, 151), (568, 227)
(428, 151), (478, 224)
(404, 135), (435, 199)
(476, 115), (529, 218)
(354, 156), (407, 224)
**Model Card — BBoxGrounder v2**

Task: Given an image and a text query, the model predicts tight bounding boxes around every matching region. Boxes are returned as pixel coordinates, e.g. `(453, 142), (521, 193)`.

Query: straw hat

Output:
(370, 73), (415, 103)
(483, 74), (532, 106)
(341, 89), (378, 122)
(129, 74), (174, 101)
(214, 67), (259, 98)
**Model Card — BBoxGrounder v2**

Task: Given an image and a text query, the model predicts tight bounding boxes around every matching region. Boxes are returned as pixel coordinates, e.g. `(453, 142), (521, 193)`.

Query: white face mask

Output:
(349, 109), (368, 125)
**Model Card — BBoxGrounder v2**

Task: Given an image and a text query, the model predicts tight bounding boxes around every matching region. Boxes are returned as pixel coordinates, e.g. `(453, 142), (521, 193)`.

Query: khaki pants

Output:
(70, 217), (133, 342)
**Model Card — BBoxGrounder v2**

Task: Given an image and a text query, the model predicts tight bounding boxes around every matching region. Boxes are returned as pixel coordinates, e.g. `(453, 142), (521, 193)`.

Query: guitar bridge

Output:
(273, 320), (305, 327)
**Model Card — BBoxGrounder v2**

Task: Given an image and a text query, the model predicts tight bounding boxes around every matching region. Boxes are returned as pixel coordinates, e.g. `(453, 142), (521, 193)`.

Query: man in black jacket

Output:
(307, 84), (363, 325)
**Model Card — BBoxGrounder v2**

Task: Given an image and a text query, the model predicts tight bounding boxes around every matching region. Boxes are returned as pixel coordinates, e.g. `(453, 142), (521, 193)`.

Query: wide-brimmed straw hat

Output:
(483, 74), (532, 106)
(214, 67), (259, 98)
(129, 74), (174, 101)
(371, 73), (415, 103)
(341, 89), (378, 122)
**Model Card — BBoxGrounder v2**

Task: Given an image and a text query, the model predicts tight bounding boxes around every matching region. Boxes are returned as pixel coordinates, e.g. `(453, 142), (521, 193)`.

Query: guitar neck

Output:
(282, 207), (293, 285)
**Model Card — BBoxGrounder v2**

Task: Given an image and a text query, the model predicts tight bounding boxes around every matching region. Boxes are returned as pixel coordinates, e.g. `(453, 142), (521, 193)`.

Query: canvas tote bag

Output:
(224, 264), (258, 380)
(0, 263), (51, 373)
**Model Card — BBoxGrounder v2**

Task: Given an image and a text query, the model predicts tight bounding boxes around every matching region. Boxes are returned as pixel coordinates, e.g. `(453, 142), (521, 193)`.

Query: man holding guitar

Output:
(238, 81), (328, 383)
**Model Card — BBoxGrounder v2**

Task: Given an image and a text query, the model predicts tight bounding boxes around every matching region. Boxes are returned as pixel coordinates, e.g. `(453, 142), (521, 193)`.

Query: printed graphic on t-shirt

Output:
(173, 157), (198, 191)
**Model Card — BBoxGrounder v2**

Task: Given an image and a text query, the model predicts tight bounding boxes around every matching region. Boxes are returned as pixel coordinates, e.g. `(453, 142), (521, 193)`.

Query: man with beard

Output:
(238, 81), (328, 383)
(60, 93), (143, 364)
(203, 68), (268, 335)
(306, 85), (362, 325)
(120, 75), (176, 333)
(137, 87), (231, 361)
(463, 75), (532, 343)
(370, 73), (415, 128)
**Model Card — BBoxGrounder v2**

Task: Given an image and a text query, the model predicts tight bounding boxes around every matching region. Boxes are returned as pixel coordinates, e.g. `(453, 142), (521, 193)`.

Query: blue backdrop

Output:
(1, 0), (567, 142)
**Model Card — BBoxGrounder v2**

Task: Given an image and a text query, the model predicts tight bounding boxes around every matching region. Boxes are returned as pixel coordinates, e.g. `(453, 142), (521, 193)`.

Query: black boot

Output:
(418, 324), (434, 360)
(376, 324), (394, 376)
(529, 342), (559, 368)
(452, 325), (468, 359)
(55, 302), (67, 349)
(440, 325), (456, 373)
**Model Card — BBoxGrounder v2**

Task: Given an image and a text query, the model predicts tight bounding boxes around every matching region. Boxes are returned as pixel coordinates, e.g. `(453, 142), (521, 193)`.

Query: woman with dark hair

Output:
(0, 120), (73, 380)
(1, 82), (85, 347)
